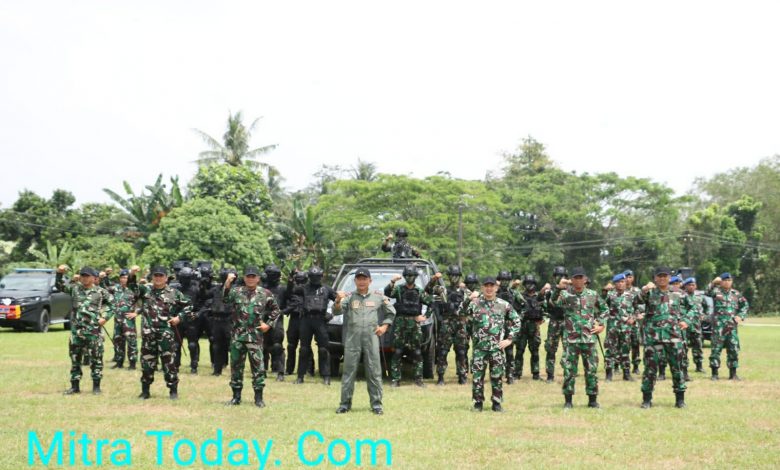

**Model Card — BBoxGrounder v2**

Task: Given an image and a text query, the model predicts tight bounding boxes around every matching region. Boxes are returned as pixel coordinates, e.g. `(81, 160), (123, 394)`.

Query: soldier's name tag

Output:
(351, 300), (361, 309)
(365, 301), (376, 307)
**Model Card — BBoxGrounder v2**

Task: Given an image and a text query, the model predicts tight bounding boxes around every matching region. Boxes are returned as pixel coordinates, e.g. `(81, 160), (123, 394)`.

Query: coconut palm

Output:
(193, 111), (278, 171)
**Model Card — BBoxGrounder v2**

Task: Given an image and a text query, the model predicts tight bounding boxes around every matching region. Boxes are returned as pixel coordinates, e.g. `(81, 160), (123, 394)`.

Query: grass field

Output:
(1, 317), (779, 469)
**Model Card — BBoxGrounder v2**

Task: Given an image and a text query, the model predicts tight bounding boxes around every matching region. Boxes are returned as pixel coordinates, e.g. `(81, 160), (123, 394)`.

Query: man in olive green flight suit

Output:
(333, 267), (396, 415)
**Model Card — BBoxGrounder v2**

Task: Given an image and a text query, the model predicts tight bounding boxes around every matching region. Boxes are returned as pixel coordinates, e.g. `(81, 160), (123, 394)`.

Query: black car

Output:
(0, 269), (72, 332)
(325, 258), (443, 378)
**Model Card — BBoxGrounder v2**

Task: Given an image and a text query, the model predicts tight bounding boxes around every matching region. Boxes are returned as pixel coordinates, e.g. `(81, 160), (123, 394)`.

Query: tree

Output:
(142, 198), (272, 269)
(188, 163), (272, 223)
(102, 174), (183, 244)
(193, 111), (277, 171)
(350, 159), (378, 181)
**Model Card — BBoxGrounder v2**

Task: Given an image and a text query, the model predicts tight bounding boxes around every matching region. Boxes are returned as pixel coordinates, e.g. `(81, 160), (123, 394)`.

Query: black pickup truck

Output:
(0, 268), (72, 332)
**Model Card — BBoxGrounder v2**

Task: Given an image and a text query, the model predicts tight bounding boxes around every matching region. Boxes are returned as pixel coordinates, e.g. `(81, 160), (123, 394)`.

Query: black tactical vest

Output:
(396, 286), (422, 315)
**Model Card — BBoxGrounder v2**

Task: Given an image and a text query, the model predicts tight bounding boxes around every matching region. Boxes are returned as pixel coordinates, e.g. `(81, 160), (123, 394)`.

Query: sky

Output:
(1, 1), (779, 207)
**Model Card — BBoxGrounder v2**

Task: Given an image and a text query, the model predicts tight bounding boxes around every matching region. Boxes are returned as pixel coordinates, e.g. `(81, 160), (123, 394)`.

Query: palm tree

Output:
(102, 174), (183, 242)
(351, 158), (378, 181)
(193, 111), (278, 171)
(28, 240), (75, 266)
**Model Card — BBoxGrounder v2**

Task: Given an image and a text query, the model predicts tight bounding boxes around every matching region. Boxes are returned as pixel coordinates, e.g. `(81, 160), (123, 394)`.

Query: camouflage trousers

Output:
(436, 316), (469, 378)
(604, 323), (632, 372)
(710, 320), (740, 369)
(471, 348), (505, 404)
(230, 340), (266, 390)
(545, 319), (565, 376)
(630, 323), (642, 368)
(113, 319), (138, 365)
(391, 317), (423, 381)
(562, 342), (598, 396)
(140, 329), (179, 387)
(641, 340), (686, 394)
(69, 334), (104, 382)
(682, 323), (704, 368)
(514, 319), (541, 376)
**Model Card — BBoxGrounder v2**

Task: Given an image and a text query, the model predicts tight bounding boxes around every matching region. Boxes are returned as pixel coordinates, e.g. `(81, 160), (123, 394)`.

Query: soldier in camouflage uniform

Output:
(602, 273), (638, 382)
(381, 228), (421, 259)
(552, 267), (607, 409)
(495, 270), (518, 382)
(544, 266), (568, 383)
(107, 269), (138, 370)
(638, 266), (689, 409)
(98, 268), (120, 366)
(334, 267), (396, 415)
(128, 265), (193, 400)
(223, 266), (281, 407)
(461, 276), (520, 412)
(385, 264), (434, 387)
(682, 277), (707, 374)
(57, 265), (114, 395)
(706, 273), (749, 381)
(430, 266), (469, 386)
(624, 270), (643, 375)
(511, 275), (546, 381)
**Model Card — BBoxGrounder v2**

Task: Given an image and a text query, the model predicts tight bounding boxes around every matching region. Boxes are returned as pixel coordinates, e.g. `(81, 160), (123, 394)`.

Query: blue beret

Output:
(682, 277), (696, 286)
(670, 275), (681, 283)
(612, 273), (626, 282)
(623, 270), (634, 277)
(720, 272), (732, 280)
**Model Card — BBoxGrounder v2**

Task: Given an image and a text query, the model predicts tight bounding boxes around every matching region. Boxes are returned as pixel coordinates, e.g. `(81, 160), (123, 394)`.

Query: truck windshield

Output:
(336, 269), (426, 292)
(0, 274), (51, 291)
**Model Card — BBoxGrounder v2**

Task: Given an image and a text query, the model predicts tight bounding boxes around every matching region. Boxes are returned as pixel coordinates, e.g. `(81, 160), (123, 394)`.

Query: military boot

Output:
(227, 388), (241, 406)
(641, 392), (653, 409)
(491, 402), (503, 413)
(695, 360), (703, 373)
(414, 377), (425, 388)
(254, 388), (265, 408)
(532, 372), (541, 381)
(169, 384), (178, 400)
(128, 361), (136, 370)
(457, 375), (467, 385)
(587, 395), (600, 409)
(437, 374), (445, 386)
(563, 394), (573, 409)
(64, 380), (80, 395)
(323, 376), (331, 386)
(623, 369), (634, 381)
(632, 364), (640, 375)
(546, 372), (555, 384)
(138, 383), (150, 399)
(294, 377), (305, 384)
(605, 368), (613, 382)
(473, 401), (483, 412)
(729, 368), (741, 381)
(276, 372), (285, 382)
(111, 362), (124, 369)
(711, 367), (719, 381)
(675, 391), (686, 408)
(658, 365), (666, 381)
(92, 379), (101, 395)
(683, 367), (692, 382)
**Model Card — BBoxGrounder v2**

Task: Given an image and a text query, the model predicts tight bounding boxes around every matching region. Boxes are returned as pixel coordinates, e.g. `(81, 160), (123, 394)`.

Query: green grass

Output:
(1, 320), (779, 469)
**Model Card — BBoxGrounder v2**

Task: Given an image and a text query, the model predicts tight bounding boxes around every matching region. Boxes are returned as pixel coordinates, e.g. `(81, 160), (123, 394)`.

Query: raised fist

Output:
(713, 277), (722, 285)
(391, 274), (402, 282)
(57, 264), (69, 274)
(130, 265), (141, 274)
(604, 283), (614, 291)
(433, 272), (442, 279)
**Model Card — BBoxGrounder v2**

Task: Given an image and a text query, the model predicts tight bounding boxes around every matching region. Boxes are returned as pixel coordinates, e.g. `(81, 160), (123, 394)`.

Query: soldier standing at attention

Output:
(385, 264), (434, 387)
(682, 277), (707, 374)
(295, 266), (337, 385)
(108, 269), (138, 370)
(638, 266), (689, 409)
(624, 270), (643, 375)
(432, 265), (469, 386)
(223, 266), (281, 407)
(127, 265), (193, 400)
(262, 265), (287, 381)
(706, 273), (749, 381)
(511, 275), (546, 381)
(57, 265), (114, 396)
(602, 273), (638, 382)
(461, 276), (520, 412)
(333, 267), (396, 415)
(552, 267), (607, 409)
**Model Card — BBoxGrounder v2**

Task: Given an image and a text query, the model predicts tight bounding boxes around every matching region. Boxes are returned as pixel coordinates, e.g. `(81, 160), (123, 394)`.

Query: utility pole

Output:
(458, 203), (464, 269)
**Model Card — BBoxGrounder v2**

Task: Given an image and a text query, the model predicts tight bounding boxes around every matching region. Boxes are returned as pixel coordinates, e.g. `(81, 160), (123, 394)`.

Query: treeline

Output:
(1, 114), (777, 312)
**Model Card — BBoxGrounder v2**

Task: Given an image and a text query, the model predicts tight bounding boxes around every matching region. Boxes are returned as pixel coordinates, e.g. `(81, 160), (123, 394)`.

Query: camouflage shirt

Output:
(461, 296), (520, 351)
(627, 285), (645, 314)
(706, 286), (749, 320)
(109, 283), (137, 322)
(552, 287), (608, 344)
(56, 273), (114, 339)
(683, 292), (709, 325)
(604, 289), (638, 328)
(639, 288), (685, 343)
(130, 277), (193, 334)
(224, 285), (281, 343)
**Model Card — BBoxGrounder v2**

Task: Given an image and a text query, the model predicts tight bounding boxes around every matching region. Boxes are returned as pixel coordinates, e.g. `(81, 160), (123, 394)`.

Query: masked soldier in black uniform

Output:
(381, 228), (421, 259)
(544, 266), (568, 383)
(206, 267), (236, 376)
(169, 265), (203, 373)
(284, 270), (309, 377)
(512, 275), (546, 381)
(433, 266), (469, 385)
(261, 265), (287, 381)
(295, 267), (337, 385)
